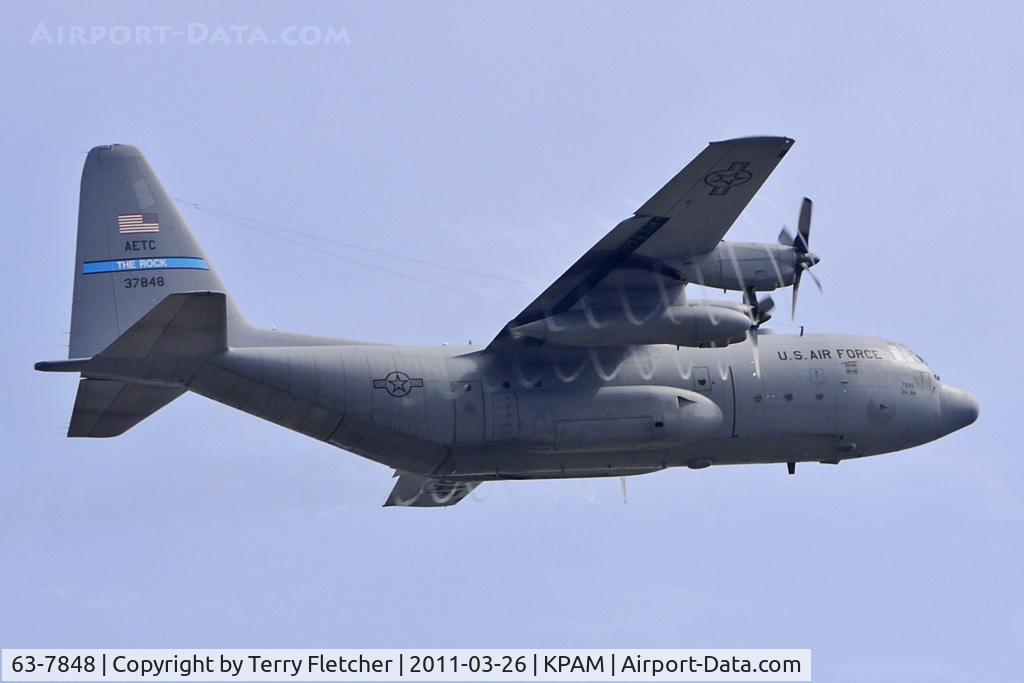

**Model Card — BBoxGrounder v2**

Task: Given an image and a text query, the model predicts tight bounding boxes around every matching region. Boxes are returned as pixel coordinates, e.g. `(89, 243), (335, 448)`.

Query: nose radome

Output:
(940, 385), (979, 434)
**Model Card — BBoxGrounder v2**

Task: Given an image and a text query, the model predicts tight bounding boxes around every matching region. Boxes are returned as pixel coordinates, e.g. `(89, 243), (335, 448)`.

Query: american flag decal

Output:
(117, 213), (160, 234)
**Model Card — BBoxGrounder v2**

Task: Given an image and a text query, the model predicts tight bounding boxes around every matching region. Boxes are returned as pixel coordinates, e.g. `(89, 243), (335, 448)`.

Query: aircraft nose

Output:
(939, 384), (979, 434)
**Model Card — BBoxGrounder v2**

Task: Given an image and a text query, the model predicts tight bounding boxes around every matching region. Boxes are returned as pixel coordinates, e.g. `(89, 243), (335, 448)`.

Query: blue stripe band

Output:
(82, 257), (209, 274)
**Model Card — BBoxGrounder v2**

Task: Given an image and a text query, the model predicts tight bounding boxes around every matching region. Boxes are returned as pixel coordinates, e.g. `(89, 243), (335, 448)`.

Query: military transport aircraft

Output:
(36, 137), (978, 506)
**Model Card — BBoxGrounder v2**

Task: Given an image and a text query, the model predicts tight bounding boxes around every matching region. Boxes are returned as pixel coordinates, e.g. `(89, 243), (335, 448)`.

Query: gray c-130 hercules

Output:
(36, 137), (978, 506)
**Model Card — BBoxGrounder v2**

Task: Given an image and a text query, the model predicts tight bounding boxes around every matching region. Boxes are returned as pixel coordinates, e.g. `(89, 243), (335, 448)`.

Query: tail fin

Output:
(69, 144), (244, 358)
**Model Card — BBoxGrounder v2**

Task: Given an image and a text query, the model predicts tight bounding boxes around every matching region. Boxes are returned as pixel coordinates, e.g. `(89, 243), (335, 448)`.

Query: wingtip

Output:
(709, 135), (795, 147)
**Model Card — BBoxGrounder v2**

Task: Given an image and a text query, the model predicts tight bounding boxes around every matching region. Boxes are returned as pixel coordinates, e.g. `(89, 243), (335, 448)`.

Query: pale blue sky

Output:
(1, 2), (1021, 681)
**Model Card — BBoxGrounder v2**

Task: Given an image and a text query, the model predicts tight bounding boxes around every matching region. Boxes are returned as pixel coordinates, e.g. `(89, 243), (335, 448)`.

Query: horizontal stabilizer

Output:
(35, 358), (90, 373)
(68, 379), (184, 437)
(384, 472), (480, 507)
(99, 290), (227, 360)
(50, 292), (226, 438)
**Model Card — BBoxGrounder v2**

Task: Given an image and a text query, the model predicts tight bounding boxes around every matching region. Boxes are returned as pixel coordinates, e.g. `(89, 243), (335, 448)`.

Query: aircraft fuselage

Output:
(185, 332), (977, 480)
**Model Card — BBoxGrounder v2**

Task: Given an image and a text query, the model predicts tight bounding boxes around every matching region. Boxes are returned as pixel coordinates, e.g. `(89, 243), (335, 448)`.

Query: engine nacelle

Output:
(682, 242), (797, 292)
(512, 385), (723, 452)
(509, 303), (751, 348)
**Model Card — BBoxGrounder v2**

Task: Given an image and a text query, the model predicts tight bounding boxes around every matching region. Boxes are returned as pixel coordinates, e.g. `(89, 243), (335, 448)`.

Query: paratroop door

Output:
(452, 380), (484, 444)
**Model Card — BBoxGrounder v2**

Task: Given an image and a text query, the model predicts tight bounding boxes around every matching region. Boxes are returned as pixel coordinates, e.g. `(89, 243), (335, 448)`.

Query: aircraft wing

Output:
(489, 136), (793, 347)
(383, 472), (480, 507)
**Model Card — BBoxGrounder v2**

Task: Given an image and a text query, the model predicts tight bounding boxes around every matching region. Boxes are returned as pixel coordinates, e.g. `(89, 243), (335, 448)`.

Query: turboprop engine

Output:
(680, 198), (822, 317)
(682, 242), (805, 291)
(508, 301), (758, 348)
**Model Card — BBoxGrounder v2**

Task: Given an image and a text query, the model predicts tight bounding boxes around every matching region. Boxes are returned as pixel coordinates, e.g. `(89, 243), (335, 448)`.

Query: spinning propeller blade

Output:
(788, 197), (821, 318)
(805, 265), (823, 292)
(791, 268), (802, 319)
(744, 289), (774, 377)
(795, 197), (812, 253)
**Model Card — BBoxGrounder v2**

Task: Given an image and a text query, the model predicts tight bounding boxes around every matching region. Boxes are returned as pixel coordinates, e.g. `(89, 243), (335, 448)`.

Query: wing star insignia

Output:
(704, 161), (753, 195)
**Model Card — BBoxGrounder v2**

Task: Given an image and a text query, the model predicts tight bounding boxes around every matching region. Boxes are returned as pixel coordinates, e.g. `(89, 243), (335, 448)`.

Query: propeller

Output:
(743, 288), (775, 377)
(778, 197), (822, 318)
(744, 288), (775, 326)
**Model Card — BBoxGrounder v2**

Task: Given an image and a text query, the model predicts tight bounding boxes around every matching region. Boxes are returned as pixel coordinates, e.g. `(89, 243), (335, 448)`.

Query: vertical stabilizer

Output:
(69, 144), (245, 358)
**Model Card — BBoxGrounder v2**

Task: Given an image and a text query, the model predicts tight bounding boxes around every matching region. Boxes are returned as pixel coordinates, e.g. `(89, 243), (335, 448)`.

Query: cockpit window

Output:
(903, 347), (927, 365)
(889, 345), (927, 366)
(889, 345), (910, 362)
